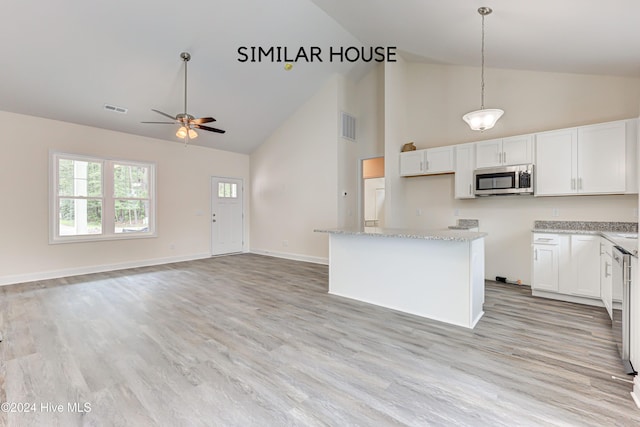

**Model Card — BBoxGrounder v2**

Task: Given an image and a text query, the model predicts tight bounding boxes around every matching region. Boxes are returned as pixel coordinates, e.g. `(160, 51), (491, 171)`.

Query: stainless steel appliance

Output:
(473, 164), (534, 196)
(612, 245), (635, 374)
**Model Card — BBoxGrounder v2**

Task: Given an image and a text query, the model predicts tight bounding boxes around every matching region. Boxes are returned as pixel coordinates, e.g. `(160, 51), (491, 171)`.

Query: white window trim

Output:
(49, 151), (157, 244)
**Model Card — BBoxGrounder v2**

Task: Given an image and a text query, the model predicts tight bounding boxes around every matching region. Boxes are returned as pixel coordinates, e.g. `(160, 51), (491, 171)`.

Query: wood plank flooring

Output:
(1, 253), (639, 426)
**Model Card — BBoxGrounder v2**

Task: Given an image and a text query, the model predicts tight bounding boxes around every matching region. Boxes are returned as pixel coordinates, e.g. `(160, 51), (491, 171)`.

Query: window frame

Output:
(49, 151), (157, 244)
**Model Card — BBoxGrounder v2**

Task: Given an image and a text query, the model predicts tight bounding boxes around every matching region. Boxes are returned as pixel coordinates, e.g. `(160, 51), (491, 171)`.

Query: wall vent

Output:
(103, 104), (128, 114)
(341, 112), (356, 141)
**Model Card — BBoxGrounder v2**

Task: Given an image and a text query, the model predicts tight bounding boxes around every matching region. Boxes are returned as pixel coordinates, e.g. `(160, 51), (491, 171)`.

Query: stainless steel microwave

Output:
(474, 164), (534, 196)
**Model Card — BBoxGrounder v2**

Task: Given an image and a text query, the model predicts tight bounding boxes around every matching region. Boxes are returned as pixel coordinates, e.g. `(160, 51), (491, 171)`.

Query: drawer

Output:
(532, 233), (560, 245)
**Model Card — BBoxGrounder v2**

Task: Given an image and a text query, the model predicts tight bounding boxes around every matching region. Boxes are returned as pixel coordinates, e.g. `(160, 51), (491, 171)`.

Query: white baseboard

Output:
(0, 253), (211, 287)
(531, 290), (604, 307)
(250, 249), (328, 265)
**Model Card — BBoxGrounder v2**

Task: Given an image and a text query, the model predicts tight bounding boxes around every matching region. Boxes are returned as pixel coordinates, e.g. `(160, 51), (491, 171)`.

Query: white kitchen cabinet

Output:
(535, 128), (577, 196)
(425, 146), (454, 174)
(400, 147), (454, 177)
(600, 238), (614, 319)
(399, 150), (426, 176)
(531, 234), (559, 292)
(454, 143), (476, 199)
(531, 233), (601, 302)
(475, 135), (533, 168)
(577, 121), (626, 194)
(569, 235), (602, 298)
(535, 120), (628, 196)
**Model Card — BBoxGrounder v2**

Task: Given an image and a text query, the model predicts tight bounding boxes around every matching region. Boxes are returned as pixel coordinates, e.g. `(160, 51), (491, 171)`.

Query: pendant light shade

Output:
(463, 108), (504, 131)
(463, 7), (503, 131)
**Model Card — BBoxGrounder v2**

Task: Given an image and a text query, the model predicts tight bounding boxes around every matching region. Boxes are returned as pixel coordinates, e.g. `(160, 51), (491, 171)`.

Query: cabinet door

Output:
(577, 121), (626, 194)
(534, 128), (578, 196)
(532, 244), (559, 292)
(425, 146), (454, 174)
(600, 239), (613, 319)
(630, 257), (639, 368)
(455, 144), (476, 199)
(571, 235), (601, 298)
(502, 135), (533, 166)
(475, 139), (503, 168)
(399, 150), (426, 176)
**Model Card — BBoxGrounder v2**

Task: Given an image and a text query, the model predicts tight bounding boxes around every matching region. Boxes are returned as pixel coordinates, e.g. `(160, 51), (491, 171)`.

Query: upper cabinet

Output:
(475, 135), (533, 168)
(535, 120), (632, 196)
(399, 147), (454, 177)
(454, 143), (476, 199)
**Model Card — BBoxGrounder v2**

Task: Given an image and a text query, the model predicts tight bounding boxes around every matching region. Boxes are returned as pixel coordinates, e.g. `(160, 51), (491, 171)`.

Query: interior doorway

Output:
(362, 157), (385, 229)
(211, 176), (244, 256)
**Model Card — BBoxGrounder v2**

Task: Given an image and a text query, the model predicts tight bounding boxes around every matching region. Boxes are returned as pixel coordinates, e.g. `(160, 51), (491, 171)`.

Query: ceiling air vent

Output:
(103, 104), (128, 114)
(341, 112), (356, 141)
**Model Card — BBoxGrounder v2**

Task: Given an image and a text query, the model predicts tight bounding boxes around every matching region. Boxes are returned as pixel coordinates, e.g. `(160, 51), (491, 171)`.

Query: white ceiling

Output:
(2, 0), (639, 154)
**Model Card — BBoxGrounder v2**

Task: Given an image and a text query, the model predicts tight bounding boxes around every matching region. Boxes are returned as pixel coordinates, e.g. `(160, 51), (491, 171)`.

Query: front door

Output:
(211, 177), (243, 255)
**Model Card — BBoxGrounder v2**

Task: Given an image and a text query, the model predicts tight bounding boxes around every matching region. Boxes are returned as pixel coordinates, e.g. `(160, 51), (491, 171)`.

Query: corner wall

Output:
(250, 76), (340, 263)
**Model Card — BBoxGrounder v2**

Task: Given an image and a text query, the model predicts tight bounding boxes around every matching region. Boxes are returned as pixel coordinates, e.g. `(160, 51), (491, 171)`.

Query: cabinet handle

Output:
(420, 161), (423, 171)
(534, 249), (538, 261)
(578, 177), (583, 190)
(571, 178), (576, 190)
(469, 183), (472, 195)
(503, 152), (506, 164)
(426, 160), (430, 170)
(605, 261), (611, 278)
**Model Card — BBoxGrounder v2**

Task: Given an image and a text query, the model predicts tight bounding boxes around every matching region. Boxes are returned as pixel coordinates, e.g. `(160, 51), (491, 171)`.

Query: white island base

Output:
(318, 229), (486, 329)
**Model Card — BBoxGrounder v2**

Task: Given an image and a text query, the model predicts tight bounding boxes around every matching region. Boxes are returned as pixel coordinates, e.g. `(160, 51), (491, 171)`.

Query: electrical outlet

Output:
(416, 209), (422, 216)
(169, 243), (175, 250)
(634, 208), (639, 218)
(552, 208), (559, 217)
(282, 240), (289, 247)
(454, 209), (460, 217)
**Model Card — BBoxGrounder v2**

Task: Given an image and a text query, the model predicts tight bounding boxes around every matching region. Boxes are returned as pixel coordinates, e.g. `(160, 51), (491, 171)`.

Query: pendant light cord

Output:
(480, 12), (485, 110)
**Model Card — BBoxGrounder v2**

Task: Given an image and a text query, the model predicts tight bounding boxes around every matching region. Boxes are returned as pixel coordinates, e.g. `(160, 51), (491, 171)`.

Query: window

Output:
(50, 152), (156, 243)
(218, 182), (238, 198)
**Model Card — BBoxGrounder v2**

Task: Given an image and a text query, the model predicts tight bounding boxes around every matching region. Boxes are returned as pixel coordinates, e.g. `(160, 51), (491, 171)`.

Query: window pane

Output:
(59, 198), (102, 235)
(231, 183), (237, 198)
(224, 183), (231, 197)
(58, 159), (102, 197)
(114, 164), (149, 198)
(218, 182), (225, 198)
(114, 200), (150, 233)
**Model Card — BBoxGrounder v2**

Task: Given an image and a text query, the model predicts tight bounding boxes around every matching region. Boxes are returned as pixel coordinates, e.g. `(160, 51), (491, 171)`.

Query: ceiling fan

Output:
(142, 52), (225, 143)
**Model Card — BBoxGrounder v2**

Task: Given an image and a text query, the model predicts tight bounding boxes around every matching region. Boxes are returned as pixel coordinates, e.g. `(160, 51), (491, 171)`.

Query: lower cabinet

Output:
(532, 234), (559, 292)
(531, 233), (601, 302)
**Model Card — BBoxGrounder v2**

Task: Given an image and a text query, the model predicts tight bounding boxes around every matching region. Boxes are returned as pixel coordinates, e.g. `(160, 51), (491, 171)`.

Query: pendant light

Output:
(462, 7), (504, 131)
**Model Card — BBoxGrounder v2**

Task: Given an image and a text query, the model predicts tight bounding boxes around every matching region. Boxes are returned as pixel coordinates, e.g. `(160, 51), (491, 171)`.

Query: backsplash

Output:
(533, 220), (638, 232)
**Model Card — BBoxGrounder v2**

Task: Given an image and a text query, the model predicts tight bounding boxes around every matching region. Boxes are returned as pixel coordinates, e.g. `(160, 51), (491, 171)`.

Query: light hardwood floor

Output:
(1, 253), (639, 426)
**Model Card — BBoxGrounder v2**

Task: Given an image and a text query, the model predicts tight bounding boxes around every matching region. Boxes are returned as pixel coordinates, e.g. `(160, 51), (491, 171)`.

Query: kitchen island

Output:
(315, 227), (487, 329)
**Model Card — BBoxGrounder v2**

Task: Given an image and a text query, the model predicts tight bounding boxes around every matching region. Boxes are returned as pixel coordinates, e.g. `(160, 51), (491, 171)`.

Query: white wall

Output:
(0, 110), (250, 285)
(250, 76), (340, 263)
(395, 62), (640, 284)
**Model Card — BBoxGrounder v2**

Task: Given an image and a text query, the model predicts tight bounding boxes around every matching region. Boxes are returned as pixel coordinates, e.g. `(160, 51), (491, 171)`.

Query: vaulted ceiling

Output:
(2, 0), (639, 153)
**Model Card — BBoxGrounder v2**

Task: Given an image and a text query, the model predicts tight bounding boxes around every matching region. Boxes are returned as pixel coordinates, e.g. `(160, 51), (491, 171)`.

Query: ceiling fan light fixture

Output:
(463, 7), (504, 132)
(176, 126), (188, 139)
(188, 128), (198, 139)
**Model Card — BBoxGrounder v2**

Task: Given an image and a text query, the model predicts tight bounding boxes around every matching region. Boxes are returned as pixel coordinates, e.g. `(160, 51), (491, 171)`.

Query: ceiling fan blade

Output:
(191, 117), (216, 124)
(141, 121), (175, 124)
(151, 109), (177, 120)
(194, 124), (226, 134)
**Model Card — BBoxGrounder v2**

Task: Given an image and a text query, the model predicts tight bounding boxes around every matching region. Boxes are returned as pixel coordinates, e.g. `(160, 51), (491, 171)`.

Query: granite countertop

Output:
(448, 219), (479, 230)
(314, 227), (487, 242)
(532, 220), (638, 256)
